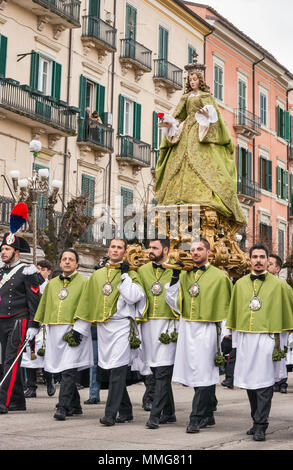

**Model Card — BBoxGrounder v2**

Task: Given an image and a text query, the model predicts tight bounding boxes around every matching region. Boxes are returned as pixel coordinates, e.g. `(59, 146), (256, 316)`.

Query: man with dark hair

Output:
(226, 244), (293, 441)
(0, 233), (41, 414)
(165, 238), (232, 433)
(268, 254), (283, 276)
(27, 249), (93, 420)
(138, 239), (179, 430)
(74, 239), (146, 426)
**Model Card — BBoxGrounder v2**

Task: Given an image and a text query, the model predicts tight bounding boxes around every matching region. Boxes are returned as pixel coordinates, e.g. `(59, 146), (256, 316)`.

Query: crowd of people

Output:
(0, 232), (292, 444)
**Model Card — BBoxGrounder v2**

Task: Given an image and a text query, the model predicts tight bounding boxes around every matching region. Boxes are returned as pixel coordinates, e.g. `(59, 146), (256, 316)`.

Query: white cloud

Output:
(187, 0), (293, 72)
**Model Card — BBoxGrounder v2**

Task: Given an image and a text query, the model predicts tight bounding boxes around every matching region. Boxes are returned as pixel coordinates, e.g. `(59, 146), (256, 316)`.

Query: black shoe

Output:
(54, 407), (66, 421)
(8, 403), (26, 411)
(146, 417), (160, 429)
(47, 382), (56, 397)
(253, 426), (266, 442)
(221, 380), (234, 389)
(84, 398), (100, 405)
(273, 384), (280, 392)
(66, 406), (83, 416)
(0, 404), (8, 414)
(143, 402), (152, 411)
(116, 415), (133, 423)
(100, 416), (115, 426)
(159, 414), (176, 424)
(186, 419), (200, 434)
(280, 387), (287, 394)
(199, 416), (216, 428)
(24, 388), (37, 398)
(247, 426), (255, 435)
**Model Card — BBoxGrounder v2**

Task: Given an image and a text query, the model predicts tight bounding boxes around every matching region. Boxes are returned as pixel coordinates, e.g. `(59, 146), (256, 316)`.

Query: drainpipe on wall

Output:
(108, 0), (116, 210)
(252, 56), (265, 244)
(203, 30), (213, 81)
(62, 28), (73, 211)
(286, 87), (293, 255)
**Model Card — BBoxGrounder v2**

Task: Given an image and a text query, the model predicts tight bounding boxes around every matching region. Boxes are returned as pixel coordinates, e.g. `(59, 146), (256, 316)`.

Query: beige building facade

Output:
(0, 0), (212, 269)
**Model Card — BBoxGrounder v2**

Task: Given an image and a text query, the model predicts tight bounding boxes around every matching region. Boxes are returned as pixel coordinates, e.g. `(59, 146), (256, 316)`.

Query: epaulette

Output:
(22, 264), (38, 275)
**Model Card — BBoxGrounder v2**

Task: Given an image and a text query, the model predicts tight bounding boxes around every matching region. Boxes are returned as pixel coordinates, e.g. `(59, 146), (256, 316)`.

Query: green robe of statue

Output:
(155, 90), (246, 224)
(34, 273), (87, 325)
(226, 273), (293, 333)
(138, 262), (178, 321)
(178, 264), (232, 322)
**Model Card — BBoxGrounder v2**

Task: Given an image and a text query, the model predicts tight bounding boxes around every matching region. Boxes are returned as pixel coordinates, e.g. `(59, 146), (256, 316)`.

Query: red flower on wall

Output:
(157, 113), (165, 121)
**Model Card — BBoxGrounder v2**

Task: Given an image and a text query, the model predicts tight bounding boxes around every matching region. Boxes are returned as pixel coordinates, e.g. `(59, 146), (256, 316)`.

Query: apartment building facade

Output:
(185, 2), (293, 263)
(0, 0), (211, 267)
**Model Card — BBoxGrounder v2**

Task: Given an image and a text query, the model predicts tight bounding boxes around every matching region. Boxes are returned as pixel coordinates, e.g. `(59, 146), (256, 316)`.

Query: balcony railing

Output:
(237, 177), (261, 201)
(77, 118), (114, 153)
(120, 38), (152, 71)
(82, 16), (117, 52)
(234, 108), (262, 137)
(0, 77), (79, 135)
(153, 59), (183, 89)
(33, 0), (81, 26)
(117, 135), (151, 167)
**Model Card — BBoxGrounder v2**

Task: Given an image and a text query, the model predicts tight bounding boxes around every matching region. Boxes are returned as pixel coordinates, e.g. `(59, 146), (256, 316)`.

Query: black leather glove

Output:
(120, 262), (130, 275)
(170, 262), (184, 286)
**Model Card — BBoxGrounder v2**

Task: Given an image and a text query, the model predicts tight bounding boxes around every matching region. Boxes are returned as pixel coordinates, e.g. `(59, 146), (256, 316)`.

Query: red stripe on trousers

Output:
(5, 319), (27, 407)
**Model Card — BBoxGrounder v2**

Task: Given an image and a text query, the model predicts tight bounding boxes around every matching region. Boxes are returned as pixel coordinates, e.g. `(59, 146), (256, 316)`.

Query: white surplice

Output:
(140, 318), (178, 368)
(165, 281), (219, 387)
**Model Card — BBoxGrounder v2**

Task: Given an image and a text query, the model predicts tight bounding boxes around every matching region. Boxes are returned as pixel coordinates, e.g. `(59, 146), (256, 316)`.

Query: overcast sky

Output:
(187, 0), (293, 73)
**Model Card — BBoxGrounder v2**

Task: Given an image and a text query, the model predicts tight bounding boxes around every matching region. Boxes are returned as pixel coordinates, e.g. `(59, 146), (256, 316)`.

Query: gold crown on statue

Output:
(184, 52), (206, 75)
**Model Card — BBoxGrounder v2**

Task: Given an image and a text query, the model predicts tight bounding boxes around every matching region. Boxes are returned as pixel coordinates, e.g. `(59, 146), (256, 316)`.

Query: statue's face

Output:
(189, 73), (200, 90)
(206, 211), (217, 225)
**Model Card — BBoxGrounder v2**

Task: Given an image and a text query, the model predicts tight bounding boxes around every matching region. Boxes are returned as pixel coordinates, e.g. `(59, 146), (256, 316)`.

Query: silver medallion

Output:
(58, 287), (69, 300)
(249, 296), (262, 311)
(102, 281), (113, 296)
(150, 281), (163, 296)
(188, 282), (200, 297)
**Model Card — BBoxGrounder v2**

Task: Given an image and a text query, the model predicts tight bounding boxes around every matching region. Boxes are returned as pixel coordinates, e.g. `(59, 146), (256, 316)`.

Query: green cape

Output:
(226, 273), (293, 333)
(33, 273), (87, 325)
(74, 267), (142, 323)
(178, 265), (232, 322)
(138, 262), (178, 321)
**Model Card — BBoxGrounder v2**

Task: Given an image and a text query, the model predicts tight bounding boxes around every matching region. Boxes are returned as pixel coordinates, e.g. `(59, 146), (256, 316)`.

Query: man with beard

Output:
(226, 244), (293, 441)
(165, 238), (232, 434)
(0, 233), (41, 414)
(138, 239), (179, 430)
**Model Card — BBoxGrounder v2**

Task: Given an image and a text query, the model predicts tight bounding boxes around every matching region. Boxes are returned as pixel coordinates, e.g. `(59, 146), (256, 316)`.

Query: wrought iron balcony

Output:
(77, 118), (114, 154)
(81, 16), (117, 54)
(117, 135), (151, 167)
(237, 177), (261, 206)
(0, 77), (79, 136)
(234, 108), (262, 139)
(153, 59), (183, 93)
(120, 39), (152, 79)
(11, 0), (81, 29)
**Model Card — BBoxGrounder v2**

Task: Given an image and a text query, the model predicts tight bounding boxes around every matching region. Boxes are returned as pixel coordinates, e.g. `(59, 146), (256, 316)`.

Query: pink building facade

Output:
(185, 2), (293, 262)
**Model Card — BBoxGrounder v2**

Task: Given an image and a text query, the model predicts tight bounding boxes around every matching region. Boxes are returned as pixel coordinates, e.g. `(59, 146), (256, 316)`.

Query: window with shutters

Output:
(259, 91), (268, 126)
(121, 187), (134, 239)
(30, 51), (62, 100)
(276, 166), (289, 201)
(125, 3), (137, 40)
(188, 45), (197, 64)
(81, 174), (95, 217)
(238, 79), (247, 125)
(259, 223), (272, 251)
(277, 105), (290, 141)
(0, 34), (7, 77)
(259, 156), (272, 192)
(124, 99), (134, 136)
(118, 94), (141, 139)
(38, 57), (52, 96)
(214, 64), (224, 102)
(278, 228), (285, 260)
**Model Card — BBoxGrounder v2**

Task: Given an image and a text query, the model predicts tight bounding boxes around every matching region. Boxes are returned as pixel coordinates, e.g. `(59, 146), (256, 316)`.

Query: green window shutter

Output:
(118, 94), (125, 135)
(247, 150), (252, 181)
(277, 105), (281, 137)
(284, 170), (289, 201)
(284, 110), (290, 141)
(89, 0), (100, 17)
(152, 111), (158, 149)
(133, 102), (141, 140)
(290, 115), (293, 143)
(96, 83), (105, 122)
(277, 166), (282, 198)
(51, 61), (62, 100)
(259, 157), (263, 188)
(126, 3), (137, 40)
(30, 51), (40, 89)
(79, 75), (87, 118)
(158, 26), (168, 60)
(0, 34), (7, 77)
(81, 174), (96, 216)
(266, 160), (272, 192)
(237, 145), (242, 183)
(188, 45), (196, 64)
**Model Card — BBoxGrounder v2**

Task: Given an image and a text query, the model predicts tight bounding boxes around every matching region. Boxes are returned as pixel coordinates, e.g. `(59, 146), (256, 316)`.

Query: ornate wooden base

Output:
(125, 205), (250, 278)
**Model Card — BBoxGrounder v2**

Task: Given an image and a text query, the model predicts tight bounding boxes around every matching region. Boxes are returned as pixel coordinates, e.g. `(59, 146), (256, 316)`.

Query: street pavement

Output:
(1, 376), (293, 451)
